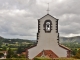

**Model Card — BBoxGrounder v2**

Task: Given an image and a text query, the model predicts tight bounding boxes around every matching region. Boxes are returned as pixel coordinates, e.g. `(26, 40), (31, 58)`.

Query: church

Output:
(27, 13), (71, 59)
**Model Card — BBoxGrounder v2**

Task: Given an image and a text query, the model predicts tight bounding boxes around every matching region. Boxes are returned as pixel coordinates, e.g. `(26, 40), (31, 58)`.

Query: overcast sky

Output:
(0, 0), (80, 40)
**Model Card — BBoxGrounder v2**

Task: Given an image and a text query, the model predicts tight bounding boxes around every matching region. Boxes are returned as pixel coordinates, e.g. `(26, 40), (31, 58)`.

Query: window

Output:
(46, 22), (50, 31)
(43, 20), (52, 32)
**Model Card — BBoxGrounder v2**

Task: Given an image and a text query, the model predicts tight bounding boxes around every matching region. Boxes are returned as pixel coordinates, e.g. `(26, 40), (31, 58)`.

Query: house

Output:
(0, 51), (7, 59)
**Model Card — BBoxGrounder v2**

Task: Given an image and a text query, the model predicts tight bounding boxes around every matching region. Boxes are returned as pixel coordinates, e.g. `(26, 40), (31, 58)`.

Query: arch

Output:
(43, 20), (52, 32)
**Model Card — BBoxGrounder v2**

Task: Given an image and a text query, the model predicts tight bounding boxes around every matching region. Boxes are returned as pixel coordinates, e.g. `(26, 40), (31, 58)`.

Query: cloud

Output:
(0, 0), (80, 39)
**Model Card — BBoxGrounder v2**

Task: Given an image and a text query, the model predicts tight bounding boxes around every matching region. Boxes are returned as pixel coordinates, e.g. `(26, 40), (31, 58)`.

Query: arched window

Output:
(43, 20), (52, 32)
(46, 22), (50, 31)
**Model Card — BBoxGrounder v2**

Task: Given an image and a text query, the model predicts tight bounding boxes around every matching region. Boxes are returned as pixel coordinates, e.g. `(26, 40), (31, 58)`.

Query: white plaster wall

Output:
(28, 15), (67, 59)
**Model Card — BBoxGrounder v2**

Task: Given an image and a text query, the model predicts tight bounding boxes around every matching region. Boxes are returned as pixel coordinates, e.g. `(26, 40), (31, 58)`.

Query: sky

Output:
(0, 0), (80, 40)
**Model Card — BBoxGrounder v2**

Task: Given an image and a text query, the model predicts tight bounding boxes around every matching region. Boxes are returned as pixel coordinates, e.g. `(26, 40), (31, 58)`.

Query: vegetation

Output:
(34, 57), (52, 60)
(60, 36), (80, 57)
(0, 36), (36, 59)
(0, 58), (76, 60)
(0, 36), (35, 48)
(73, 49), (80, 59)
(0, 53), (4, 58)
(0, 58), (28, 60)
(34, 57), (76, 60)
(0, 36), (80, 59)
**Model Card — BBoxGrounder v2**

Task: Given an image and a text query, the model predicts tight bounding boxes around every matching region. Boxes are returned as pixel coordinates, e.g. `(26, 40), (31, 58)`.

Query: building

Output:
(28, 13), (71, 59)
(34, 50), (58, 59)
(0, 51), (7, 59)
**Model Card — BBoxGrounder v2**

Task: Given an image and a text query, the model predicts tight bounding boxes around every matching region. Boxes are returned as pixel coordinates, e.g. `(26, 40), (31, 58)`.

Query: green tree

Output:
(71, 49), (77, 55)
(17, 46), (23, 54)
(2, 46), (7, 51)
(6, 48), (14, 58)
(17, 46), (26, 54)
(19, 54), (26, 58)
(74, 49), (80, 59)
(0, 53), (4, 58)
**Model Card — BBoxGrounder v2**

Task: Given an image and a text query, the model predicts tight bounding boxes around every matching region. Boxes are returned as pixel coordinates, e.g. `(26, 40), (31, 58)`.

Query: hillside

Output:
(60, 36), (80, 43)
(0, 36), (35, 48)
(1, 36), (80, 44)
(0, 36), (80, 48)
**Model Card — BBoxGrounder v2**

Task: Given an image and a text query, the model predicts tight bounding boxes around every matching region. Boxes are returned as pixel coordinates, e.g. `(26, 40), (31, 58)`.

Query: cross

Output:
(47, 3), (50, 14)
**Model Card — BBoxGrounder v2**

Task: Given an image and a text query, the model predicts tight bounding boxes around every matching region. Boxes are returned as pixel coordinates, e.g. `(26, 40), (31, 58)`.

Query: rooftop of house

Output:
(34, 50), (58, 59)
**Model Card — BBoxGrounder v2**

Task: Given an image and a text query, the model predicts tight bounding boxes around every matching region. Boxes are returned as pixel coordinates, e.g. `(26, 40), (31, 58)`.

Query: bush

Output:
(0, 58), (28, 60)
(34, 57), (52, 60)
(0, 53), (4, 58)
(73, 49), (80, 59)
(34, 57), (76, 60)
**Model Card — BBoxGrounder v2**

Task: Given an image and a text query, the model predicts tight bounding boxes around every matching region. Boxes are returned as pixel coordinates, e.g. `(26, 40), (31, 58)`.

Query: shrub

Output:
(0, 58), (28, 60)
(73, 49), (80, 59)
(34, 57), (52, 60)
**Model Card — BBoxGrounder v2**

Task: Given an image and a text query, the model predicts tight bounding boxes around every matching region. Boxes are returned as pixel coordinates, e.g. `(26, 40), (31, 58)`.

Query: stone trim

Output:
(57, 33), (59, 43)
(56, 20), (58, 33)
(43, 20), (52, 33)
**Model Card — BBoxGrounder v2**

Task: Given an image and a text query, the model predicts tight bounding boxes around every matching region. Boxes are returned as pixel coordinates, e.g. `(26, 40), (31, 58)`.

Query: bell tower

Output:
(37, 14), (59, 45)
(28, 14), (71, 59)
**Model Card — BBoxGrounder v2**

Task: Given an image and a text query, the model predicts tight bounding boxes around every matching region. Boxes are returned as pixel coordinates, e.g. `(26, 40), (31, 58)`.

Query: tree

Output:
(6, 48), (13, 58)
(74, 49), (80, 59)
(19, 54), (26, 58)
(0, 53), (4, 58)
(2, 46), (7, 51)
(71, 48), (77, 55)
(17, 46), (23, 54)
(17, 46), (26, 53)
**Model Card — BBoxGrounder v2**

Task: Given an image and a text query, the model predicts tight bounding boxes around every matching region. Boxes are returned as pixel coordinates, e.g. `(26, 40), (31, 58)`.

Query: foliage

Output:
(34, 57), (52, 60)
(0, 53), (4, 58)
(17, 46), (26, 54)
(34, 57), (75, 60)
(1, 58), (28, 60)
(0, 36), (35, 49)
(19, 54), (26, 58)
(6, 48), (14, 58)
(71, 48), (78, 55)
(73, 49), (80, 59)
(0, 58), (76, 60)
(62, 42), (80, 56)
(62, 42), (80, 49)
(2, 46), (7, 51)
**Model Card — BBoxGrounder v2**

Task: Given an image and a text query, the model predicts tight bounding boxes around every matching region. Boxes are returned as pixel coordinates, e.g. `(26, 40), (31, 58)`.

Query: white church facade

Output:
(27, 14), (71, 59)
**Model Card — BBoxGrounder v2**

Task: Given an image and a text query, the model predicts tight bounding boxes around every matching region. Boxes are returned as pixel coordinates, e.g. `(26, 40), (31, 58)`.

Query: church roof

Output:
(34, 50), (58, 59)
(59, 44), (71, 51)
(38, 14), (59, 20)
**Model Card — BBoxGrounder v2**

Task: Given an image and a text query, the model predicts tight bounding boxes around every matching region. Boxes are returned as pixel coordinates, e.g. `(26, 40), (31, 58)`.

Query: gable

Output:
(38, 14), (58, 21)
(34, 50), (58, 58)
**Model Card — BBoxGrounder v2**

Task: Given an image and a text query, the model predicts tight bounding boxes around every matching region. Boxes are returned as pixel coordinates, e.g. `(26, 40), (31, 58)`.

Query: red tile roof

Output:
(34, 50), (58, 59)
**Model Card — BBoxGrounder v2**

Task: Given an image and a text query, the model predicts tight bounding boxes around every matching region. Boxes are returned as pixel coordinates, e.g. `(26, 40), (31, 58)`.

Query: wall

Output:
(28, 14), (67, 59)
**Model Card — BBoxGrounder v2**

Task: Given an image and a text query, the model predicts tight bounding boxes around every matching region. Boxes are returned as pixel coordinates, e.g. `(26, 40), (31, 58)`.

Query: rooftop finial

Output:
(47, 3), (50, 14)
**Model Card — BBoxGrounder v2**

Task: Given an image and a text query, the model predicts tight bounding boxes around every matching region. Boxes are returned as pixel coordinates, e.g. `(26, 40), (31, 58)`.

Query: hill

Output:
(0, 36), (80, 49)
(0, 36), (35, 48)
(60, 36), (80, 43)
(60, 36), (80, 52)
